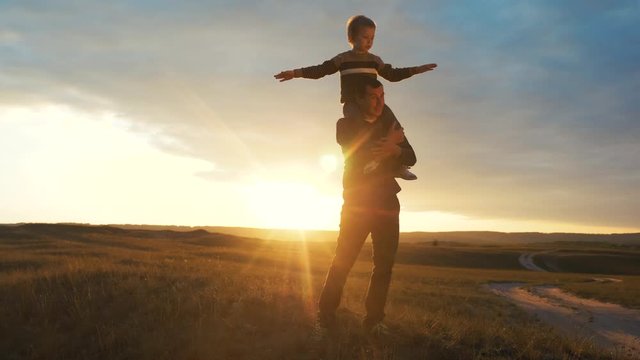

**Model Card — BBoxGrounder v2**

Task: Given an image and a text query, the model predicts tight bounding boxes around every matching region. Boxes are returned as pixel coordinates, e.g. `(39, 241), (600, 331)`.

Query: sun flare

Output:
(319, 154), (338, 173)
(242, 180), (341, 231)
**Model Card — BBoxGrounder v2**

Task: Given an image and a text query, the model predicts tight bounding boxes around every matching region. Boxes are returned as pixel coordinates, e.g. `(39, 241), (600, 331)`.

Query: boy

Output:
(274, 15), (436, 180)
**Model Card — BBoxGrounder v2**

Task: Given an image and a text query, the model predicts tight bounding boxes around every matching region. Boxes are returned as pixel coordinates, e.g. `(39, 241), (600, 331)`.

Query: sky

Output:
(1, 1), (639, 233)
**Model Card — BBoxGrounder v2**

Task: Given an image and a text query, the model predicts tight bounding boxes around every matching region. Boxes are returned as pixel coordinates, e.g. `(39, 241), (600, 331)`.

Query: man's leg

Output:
(363, 196), (400, 327)
(318, 205), (370, 325)
(342, 101), (361, 119)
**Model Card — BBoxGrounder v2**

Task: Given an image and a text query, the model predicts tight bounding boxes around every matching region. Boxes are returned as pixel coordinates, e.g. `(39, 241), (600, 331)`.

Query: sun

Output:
(242, 180), (341, 231)
(319, 154), (338, 173)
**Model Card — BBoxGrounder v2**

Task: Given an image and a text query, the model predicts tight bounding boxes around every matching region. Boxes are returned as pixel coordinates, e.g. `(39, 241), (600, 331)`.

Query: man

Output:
(316, 77), (417, 338)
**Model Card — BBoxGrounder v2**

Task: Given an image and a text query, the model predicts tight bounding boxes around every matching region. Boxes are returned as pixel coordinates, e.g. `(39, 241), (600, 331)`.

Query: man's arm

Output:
(336, 117), (353, 146)
(371, 123), (416, 166)
(336, 117), (374, 163)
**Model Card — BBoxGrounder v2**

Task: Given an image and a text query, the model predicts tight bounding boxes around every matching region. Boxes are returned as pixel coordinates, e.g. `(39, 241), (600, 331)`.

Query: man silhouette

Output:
(316, 77), (417, 337)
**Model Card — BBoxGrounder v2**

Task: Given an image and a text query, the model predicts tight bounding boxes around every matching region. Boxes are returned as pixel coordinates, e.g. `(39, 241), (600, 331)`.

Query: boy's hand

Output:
(415, 63), (437, 74)
(274, 70), (295, 82)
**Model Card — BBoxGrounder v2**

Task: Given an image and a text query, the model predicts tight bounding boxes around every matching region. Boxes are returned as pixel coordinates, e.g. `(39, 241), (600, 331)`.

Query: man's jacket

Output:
(336, 114), (416, 206)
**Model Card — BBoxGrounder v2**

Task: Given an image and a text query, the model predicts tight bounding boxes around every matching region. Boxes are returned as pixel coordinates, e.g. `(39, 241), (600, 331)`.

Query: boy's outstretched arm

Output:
(414, 63), (438, 75)
(378, 62), (438, 82)
(274, 58), (339, 82)
(274, 69), (298, 82)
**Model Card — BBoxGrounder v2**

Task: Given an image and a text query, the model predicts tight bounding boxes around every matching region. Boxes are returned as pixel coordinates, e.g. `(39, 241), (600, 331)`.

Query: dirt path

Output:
(518, 252), (547, 272)
(488, 282), (640, 358)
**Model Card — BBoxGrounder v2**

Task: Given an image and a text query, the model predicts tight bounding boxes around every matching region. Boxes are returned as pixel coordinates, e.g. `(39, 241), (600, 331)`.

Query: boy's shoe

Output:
(396, 166), (418, 181)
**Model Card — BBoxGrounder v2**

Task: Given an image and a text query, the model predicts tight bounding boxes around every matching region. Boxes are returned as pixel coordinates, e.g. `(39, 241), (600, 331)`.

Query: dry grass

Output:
(0, 224), (635, 359)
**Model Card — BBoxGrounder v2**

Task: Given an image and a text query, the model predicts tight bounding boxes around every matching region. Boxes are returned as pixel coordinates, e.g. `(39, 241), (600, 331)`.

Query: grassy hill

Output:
(96, 223), (640, 245)
(1, 223), (638, 359)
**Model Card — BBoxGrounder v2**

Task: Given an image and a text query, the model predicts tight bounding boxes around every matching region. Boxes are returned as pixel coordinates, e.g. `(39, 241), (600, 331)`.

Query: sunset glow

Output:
(1, 2), (638, 234)
(243, 180), (342, 230)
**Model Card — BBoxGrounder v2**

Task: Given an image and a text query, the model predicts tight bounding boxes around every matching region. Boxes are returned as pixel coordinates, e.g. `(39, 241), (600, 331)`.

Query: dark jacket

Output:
(336, 113), (416, 207)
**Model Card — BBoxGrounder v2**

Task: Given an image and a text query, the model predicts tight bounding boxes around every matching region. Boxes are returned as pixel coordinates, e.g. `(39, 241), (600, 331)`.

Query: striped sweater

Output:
(296, 50), (419, 103)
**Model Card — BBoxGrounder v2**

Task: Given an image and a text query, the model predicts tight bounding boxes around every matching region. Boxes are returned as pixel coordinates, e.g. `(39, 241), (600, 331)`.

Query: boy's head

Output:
(346, 15), (376, 53)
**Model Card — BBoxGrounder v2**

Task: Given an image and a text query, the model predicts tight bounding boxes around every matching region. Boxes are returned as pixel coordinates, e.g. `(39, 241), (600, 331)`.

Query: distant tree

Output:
(432, 239), (439, 247)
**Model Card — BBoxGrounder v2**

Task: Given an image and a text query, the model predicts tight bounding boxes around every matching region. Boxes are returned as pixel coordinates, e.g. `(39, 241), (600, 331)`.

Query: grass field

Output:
(1, 224), (638, 359)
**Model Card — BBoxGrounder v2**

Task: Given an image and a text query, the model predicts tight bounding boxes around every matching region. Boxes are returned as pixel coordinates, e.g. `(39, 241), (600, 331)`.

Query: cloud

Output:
(1, 2), (328, 167)
(1, 1), (638, 229)
(386, 1), (640, 227)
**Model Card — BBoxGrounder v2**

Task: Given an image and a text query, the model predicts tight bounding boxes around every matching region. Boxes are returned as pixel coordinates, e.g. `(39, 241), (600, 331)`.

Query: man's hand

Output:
(274, 70), (295, 82)
(372, 134), (402, 160)
(387, 121), (405, 144)
(415, 63), (437, 74)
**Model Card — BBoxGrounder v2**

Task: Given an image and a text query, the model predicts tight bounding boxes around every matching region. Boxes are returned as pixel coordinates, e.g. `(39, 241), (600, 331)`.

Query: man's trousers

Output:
(318, 194), (400, 326)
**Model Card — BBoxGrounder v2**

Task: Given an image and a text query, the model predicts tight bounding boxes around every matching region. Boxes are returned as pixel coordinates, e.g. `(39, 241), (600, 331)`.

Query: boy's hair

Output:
(355, 77), (383, 99)
(346, 15), (376, 43)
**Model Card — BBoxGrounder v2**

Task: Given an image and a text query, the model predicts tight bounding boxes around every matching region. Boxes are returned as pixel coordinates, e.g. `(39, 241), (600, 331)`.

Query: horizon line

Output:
(3, 221), (639, 236)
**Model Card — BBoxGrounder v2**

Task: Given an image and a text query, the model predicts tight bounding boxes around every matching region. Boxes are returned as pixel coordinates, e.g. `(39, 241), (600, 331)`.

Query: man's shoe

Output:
(363, 321), (392, 338)
(311, 318), (335, 343)
(311, 321), (329, 343)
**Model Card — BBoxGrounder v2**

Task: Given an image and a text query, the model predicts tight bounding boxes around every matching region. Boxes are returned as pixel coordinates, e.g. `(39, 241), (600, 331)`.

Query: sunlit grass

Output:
(0, 224), (635, 359)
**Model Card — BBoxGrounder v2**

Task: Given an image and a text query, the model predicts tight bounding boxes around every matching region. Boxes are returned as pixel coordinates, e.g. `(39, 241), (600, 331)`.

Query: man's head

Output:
(355, 77), (384, 119)
(346, 15), (376, 53)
